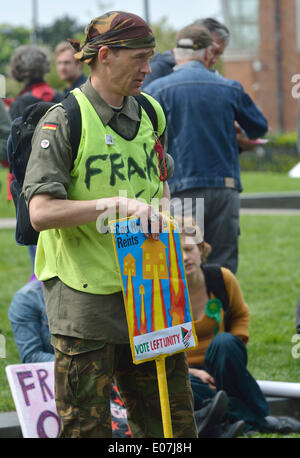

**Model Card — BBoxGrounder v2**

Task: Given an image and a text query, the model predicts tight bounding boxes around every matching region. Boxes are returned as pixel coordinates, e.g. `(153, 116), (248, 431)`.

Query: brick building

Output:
(221, 0), (300, 133)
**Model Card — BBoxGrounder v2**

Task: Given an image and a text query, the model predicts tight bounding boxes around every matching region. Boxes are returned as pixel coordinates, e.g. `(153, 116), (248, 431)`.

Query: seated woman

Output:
(179, 217), (300, 435)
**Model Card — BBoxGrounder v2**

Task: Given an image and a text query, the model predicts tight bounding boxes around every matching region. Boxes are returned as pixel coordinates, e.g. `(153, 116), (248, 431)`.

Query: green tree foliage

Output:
(95, 0), (114, 11)
(0, 25), (30, 75)
(38, 15), (84, 50)
(150, 17), (177, 54)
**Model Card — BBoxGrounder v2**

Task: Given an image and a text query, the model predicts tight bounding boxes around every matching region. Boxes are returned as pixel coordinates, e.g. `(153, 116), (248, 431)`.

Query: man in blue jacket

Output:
(145, 24), (268, 274)
(142, 18), (230, 88)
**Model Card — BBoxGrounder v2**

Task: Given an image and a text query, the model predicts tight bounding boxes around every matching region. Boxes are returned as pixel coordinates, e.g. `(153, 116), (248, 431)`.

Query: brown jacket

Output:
(186, 267), (250, 367)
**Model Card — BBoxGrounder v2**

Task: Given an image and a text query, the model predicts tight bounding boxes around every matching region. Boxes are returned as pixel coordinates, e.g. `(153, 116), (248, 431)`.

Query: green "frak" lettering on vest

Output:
(84, 146), (158, 191)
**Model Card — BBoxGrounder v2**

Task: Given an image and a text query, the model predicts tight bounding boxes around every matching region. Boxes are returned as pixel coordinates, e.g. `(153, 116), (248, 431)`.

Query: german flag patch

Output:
(42, 122), (58, 131)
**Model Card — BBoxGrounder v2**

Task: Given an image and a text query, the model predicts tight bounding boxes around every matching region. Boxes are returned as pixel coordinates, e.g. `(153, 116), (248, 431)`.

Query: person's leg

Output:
(189, 373), (216, 410)
(110, 383), (132, 437)
(28, 245), (37, 275)
(171, 188), (205, 242)
(54, 343), (114, 438)
(205, 333), (269, 429)
(171, 188), (240, 274)
(114, 345), (197, 438)
(202, 188), (240, 274)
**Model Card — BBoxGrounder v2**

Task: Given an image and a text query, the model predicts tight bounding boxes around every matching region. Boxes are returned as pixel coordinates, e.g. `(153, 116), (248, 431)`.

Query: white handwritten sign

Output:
(5, 362), (60, 438)
(6, 362), (131, 438)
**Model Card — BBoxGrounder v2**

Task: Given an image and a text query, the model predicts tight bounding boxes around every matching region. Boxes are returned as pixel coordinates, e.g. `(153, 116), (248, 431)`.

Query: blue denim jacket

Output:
(8, 280), (54, 363)
(145, 61), (268, 193)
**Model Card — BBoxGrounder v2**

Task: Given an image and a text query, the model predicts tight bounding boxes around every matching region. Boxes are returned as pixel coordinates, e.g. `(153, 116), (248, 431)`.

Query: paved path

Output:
(240, 209), (300, 215)
(0, 209), (300, 231)
(1, 190), (299, 229)
(1, 191), (300, 230)
(0, 218), (15, 229)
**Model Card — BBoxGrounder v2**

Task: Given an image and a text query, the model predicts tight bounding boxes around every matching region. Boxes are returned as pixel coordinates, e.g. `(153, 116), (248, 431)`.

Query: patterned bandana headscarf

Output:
(70, 11), (155, 64)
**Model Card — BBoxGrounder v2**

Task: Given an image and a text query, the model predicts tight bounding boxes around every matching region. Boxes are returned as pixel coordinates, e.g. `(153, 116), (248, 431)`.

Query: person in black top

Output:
(55, 41), (87, 93)
(8, 45), (63, 121)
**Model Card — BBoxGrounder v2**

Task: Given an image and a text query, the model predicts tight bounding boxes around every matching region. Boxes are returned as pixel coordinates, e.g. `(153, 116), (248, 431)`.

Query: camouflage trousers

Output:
(54, 341), (197, 438)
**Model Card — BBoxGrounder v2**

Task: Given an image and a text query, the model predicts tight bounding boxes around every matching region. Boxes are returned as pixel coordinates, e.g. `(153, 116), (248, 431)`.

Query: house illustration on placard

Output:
(140, 237), (168, 331)
(123, 253), (139, 336)
(168, 230), (187, 326)
(139, 284), (148, 334)
(141, 238), (168, 280)
(123, 253), (136, 276)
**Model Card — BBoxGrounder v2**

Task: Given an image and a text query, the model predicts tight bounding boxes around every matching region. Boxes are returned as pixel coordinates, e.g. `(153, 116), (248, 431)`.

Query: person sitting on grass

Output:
(8, 279), (132, 438)
(179, 216), (300, 436)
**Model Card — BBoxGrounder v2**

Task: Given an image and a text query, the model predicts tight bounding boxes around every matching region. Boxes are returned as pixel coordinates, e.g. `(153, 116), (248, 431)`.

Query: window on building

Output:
(222, 0), (259, 54)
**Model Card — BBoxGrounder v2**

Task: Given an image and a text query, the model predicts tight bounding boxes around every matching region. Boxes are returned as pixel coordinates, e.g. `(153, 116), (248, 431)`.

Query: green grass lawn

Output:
(238, 215), (300, 382)
(241, 171), (300, 194)
(0, 229), (31, 411)
(0, 167), (15, 218)
(237, 214), (300, 438)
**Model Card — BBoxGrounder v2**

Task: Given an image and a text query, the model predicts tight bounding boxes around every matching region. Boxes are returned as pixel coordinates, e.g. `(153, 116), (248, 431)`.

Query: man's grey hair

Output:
(194, 18), (230, 45)
(10, 45), (51, 83)
(174, 47), (208, 62)
(174, 24), (213, 63)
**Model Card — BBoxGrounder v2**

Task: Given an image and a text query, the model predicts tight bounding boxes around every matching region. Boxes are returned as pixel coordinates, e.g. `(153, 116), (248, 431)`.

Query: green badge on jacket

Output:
(206, 298), (222, 335)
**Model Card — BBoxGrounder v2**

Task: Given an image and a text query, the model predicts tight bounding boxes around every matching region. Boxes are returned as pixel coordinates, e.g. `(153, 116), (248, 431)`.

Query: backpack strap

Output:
(61, 92), (82, 168)
(134, 93), (168, 181)
(134, 93), (158, 133)
(201, 264), (231, 332)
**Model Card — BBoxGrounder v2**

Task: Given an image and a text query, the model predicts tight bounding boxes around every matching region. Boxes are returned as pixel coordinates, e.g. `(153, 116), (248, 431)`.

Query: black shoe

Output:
(260, 416), (300, 434)
(205, 419), (245, 438)
(195, 391), (228, 438)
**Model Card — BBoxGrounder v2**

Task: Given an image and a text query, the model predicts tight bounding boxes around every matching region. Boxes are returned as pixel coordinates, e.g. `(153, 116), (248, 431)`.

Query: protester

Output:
(142, 17), (230, 88)
(180, 217), (300, 435)
(8, 280), (54, 363)
(145, 24), (268, 274)
(55, 41), (87, 93)
(0, 100), (13, 205)
(143, 18), (257, 156)
(194, 17), (230, 68)
(8, 45), (63, 121)
(22, 11), (197, 438)
(6, 45), (64, 276)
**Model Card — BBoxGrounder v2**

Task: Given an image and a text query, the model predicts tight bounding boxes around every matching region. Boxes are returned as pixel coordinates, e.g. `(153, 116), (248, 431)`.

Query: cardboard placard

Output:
(5, 362), (60, 438)
(111, 216), (197, 364)
(6, 362), (131, 438)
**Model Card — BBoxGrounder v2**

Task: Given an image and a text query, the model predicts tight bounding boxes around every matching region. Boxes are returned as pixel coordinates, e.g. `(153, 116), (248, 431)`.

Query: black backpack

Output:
(201, 264), (231, 332)
(7, 93), (81, 245)
(7, 92), (159, 246)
